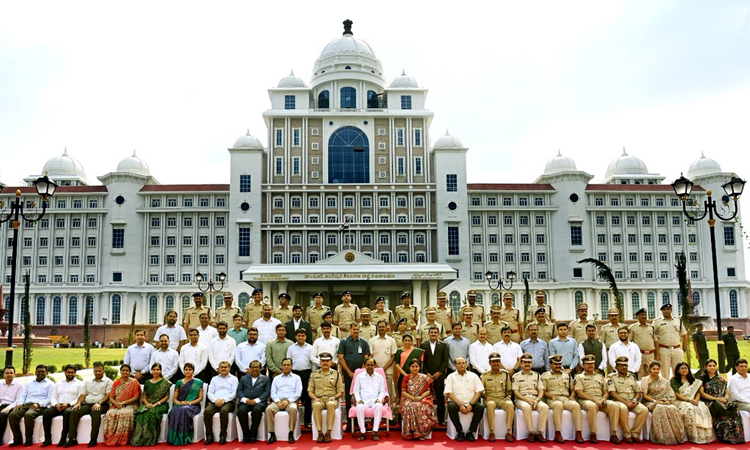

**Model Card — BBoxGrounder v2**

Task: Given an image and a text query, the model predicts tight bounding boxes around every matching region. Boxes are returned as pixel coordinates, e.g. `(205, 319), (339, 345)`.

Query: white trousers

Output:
(356, 401), (383, 433)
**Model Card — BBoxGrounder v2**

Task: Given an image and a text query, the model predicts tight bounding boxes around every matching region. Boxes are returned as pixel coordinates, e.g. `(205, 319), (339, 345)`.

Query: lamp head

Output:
(671, 173), (693, 201)
(218, 272), (227, 283)
(484, 271), (493, 281)
(34, 174), (58, 201)
(507, 271), (517, 281)
(195, 272), (204, 283)
(722, 174), (746, 201)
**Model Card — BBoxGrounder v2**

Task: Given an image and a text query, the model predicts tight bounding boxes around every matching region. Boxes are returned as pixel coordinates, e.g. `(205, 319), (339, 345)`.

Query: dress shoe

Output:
(610, 435), (621, 444)
(527, 432), (535, 443)
(249, 438), (257, 443)
(219, 437), (226, 445)
(23, 443), (32, 448)
(324, 431), (332, 443)
(42, 441), (53, 448)
(555, 431), (564, 443)
(624, 437), (633, 444)
(455, 432), (465, 442)
(466, 432), (476, 442)
(575, 431), (585, 444)
(372, 432), (380, 441)
(505, 432), (515, 442)
(288, 431), (295, 444)
(57, 438), (67, 447)
(8, 442), (22, 448)
(267, 432), (276, 444)
(204, 435), (214, 445)
(633, 437), (643, 443)
(488, 432), (495, 442)
(536, 432), (547, 443)
(316, 433), (325, 443)
(63, 439), (77, 447)
(357, 434), (366, 442)
(590, 436), (598, 444)
(87, 442), (97, 448)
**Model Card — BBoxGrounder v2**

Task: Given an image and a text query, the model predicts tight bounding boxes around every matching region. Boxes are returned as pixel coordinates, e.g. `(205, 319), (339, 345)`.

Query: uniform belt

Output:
(511, 329), (519, 333)
(658, 344), (681, 349)
(640, 349), (656, 355)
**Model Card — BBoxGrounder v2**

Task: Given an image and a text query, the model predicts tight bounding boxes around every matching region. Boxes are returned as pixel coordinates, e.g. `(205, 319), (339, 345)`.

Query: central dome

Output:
(544, 150), (577, 175)
(605, 148), (648, 178)
(311, 19), (385, 88)
(117, 151), (150, 176)
(42, 148), (87, 182)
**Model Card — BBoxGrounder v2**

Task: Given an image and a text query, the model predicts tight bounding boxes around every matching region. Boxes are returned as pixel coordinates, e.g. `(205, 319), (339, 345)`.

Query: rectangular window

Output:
(238, 227), (251, 257)
(293, 128), (300, 147)
(613, 234), (622, 243)
(628, 234), (636, 243)
(520, 234), (530, 244)
(537, 252), (546, 263)
(614, 253), (622, 262)
(293, 157), (300, 175)
(397, 157), (405, 176)
(447, 226), (460, 255)
(727, 267), (736, 277)
(473, 253), (482, 263)
(724, 226), (736, 246)
(504, 216), (513, 225)
(596, 216), (604, 226)
(472, 215), (481, 226)
(112, 229), (124, 248)
(446, 174), (458, 192)
(400, 95), (412, 110)
(414, 129), (422, 147)
(535, 215), (544, 225)
(239, 174), (251, 192)
(644, 252), (653, 261)
(275, 129), (283, 146)
(489, 234), (498, 244)
(275, 157), (283, 175)
(284, 95), (295, 110)
(488, 215), (497, 225)
(414, 157), (422, 175)
(505, 253), (515, 263)
(642, 216), (651, 226)
(570, 226), (582, 245)
(598, 252), (607, 261)
(396, 129), (404, 146)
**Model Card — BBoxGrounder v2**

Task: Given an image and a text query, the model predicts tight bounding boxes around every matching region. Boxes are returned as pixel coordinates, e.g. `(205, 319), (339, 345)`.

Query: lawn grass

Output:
(10, 347), (126, 374)
(685, 338), (750, 372)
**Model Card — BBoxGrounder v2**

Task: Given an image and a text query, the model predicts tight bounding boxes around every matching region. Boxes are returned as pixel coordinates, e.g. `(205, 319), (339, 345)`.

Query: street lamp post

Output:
(0, 175), (57, 367)
(102, 318), (108, 348)
(671, 172), (745, 372)
(485, 270), (516, 304)
(196, 271), (227, 310)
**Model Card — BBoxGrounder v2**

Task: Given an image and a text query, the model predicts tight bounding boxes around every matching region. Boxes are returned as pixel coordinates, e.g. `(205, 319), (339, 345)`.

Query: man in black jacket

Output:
(285, 305), (314, 345)
(236, 360), (271, 443)
(420, 326), (450, 425)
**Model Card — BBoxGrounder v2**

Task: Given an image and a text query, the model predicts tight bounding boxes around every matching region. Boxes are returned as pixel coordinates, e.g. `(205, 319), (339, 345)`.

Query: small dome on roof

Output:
(233, 130), (264, 149)
(544, 150), (577, 175)
(116, 151), (150, 176)
(277, 70), (307, 88)
(605, 148), (648, 178)
(389, 70), (418, 88)
(42, 148), (87, 182)
(687, 152), (722, 179)
(433, 131), (464, 149)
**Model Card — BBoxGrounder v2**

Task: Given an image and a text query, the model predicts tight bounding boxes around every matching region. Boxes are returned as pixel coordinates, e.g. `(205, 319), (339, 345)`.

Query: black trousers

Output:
(447, 401), (484, 434)
(236, 402), (265, 441)
(343, 373), (354, 418)
(68, 403), (109, 441)
(0, 403), (10, 443)
(727, 354), (739, 374)
(204, 402), (235, 438)
(8, 404), (44, 445)
(43, 406), (74, 442)
(293, 369), (312, 425)
(432, 375), (446, 423)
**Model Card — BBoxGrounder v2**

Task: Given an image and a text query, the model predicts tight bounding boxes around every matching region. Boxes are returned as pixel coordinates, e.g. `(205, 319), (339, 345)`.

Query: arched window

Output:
(491, 292), (500, 305)
(340, 87), (356, 108)
(631, 292), (640, 319)
(328, 126), (369, 183)
(214, 294), (223, 311)
(36, 296), (46, 325)
(476, 293), (484, 306)
(52, 296), (62, 325)
(85, 296), (94, 324)
(676, 292), (682, 316)
(19, 296), (27, 323)
(149, 295), (158, 324)
(181, 295), (191, 318)
(68, 296), (78, 325)
(318, 90), (329, 109)
(575, 291), (584, 310)
(692, 291), (701, 305)
(165, 295), (175, 314)
(3, 296), (8, 322)
(238, 292), (250, 310)
(449, 290), (461, 318)
(730, 290), (739, 318)
(662, 291), (670, 305)
(647, 292), (656, 319)
(112, 294), (122, 324)
(367, 90), (379, 108)
(600, 292), (609, 316)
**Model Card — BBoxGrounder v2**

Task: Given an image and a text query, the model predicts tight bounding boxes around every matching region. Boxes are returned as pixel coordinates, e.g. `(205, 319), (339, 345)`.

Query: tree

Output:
(676, 251), (694, 362)
(523, 277), (531, 324)
(578, 258), (623, 322)
(22, 271), (32, 375)
(83, 296), (91, 368)
(127, 302), (137, 345)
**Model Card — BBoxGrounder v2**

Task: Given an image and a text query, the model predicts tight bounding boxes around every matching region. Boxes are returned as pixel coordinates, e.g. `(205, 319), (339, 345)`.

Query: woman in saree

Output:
(390, 318), (408, 349)
(640, 360), (685, 445)
(400, 359), (437, 440)
(103, 364), (142, 446)
(131, 363), (172, 446)
(393, 334), (424, 399)
(167, 362), (204, 445)
(671, 361), (713, 443)
(699, 358), (745, 443)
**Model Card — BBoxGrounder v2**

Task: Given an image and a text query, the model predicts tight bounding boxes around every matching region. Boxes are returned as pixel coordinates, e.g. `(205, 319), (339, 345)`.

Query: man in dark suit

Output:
(420, 325), (450, 425)
(236, 360), (271, 443)
(286, 305), (314, 345)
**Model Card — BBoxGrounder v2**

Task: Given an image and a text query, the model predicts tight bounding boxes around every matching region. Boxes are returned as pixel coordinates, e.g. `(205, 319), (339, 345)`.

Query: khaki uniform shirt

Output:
(215, 306), (242, 325)
(652, 317), (687, 346)
(390, 331), (405, 349)
(629, 323), (656, 351)
(334, 303), (360, 332)
(460, 304), (486, 326)
(527, 304), (554, 322)
(484, 320), (509, 345)
(528, 321), (557, 343)
(370, 310), (395, 329)
(308, 369), (344, 398)
(607, 372), (640, 402)
(499, 307), (521, 333)
(435, 306), (455, 335)
(569, 319), (597, 344)
(368, 335), (397, 369)
(243, 302), (265, 327)
(574, 372), (606, 402)
(542, 371), (573, 398)
(395, 305), (419, 330)
(600, 323), (621, 349)
(462, 322), (480, 343)
(512, 370), (543, 397)
(184, 306), (213, 329)
(418, 322), (444, 343)
(358, 323), (377, 341)
(306, 306), (330, 337)
(273, 307), (293, 324)
(316, 326), (341, 339)
(482, 369), (512, 401)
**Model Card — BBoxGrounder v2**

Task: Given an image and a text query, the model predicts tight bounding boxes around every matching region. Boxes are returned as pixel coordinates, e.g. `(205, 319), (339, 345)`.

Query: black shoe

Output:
(57, 439), (67, 447)
(23, 443), (32, 448)
(42, 441), (53, 448)
(467, 433), (476, 442)
(204, 435), (214, 445)
(219, 437), (226, 445)
(87, 442), (97, 448)
(267, 433), (277, 444)
(9, 442), (22, 448)
(456, 432), (466, 442)
(288, 431), (295, 444)
(63, 439), (77, 448)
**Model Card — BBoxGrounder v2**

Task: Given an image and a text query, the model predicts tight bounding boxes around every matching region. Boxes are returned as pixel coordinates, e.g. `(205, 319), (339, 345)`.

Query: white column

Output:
(412, 280), (424, 313)
(262, 282), (273, 306)
(427, 281), (438, 306)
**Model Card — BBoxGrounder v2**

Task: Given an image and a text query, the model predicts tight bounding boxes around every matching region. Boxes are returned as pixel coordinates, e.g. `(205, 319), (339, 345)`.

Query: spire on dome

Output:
(343, 19), (353, 36)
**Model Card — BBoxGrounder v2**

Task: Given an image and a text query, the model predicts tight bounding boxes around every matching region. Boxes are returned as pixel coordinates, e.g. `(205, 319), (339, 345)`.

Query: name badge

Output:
(358, 346), (362, 354)
(385, 347), (391, 354)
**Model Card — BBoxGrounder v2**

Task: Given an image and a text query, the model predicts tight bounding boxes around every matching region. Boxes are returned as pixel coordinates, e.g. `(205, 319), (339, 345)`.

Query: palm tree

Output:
(578, 258), (623, 322)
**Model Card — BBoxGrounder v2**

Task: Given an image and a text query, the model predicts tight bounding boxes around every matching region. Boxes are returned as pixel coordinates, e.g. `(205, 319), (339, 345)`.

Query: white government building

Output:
(1, 20), (747, 339)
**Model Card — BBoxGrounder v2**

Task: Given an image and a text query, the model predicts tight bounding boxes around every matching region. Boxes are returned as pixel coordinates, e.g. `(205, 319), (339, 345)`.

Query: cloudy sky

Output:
(1, 2), (749, 202)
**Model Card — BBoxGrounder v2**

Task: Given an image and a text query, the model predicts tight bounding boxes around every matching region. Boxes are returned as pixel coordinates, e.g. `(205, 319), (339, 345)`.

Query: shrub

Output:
(47, 365), (58, 374)
(74, 363), (84, 371)
(104, 366), (118, 381)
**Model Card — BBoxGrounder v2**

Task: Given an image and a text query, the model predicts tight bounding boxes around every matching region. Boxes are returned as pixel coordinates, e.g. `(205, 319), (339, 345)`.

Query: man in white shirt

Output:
(150, 334), (180, 382)
(353, 358), (385, 441)
(153, 310), (188, 352)
(469, 328), (493, 374)
(310, 321), (340, 370)
(236, 327), (267, 378)
(266, 359), (302, 444)
(42, 365), (84, 447)
(204, 361), (239, 445)
(287, 328), (313, 427)
(492, 327), (522, 376)
(253, 304), (282, 345)
(180, 328), (209, 383)
(608, 326), (641, 375)
(0, 366), (23, 443)
(67, 362), (113, 447)
(209, 322), (237, 381)
(197, 313), (218, 347)
(444, 357), (485, 442)
(368, 321), (396, 403)
(123, 329), (154, 381)
(728, 358), (750, 412)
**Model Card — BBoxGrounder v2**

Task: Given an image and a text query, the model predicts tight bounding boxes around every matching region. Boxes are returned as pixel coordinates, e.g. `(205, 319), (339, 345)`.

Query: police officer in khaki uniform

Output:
(484, 305), (509, 345)
(417, 306), (444, 346)
(569, 302), (597, 344)
(527, 290), (554, 323)
(629, 308), (657, 379)
(600, 308), (622, 354)
(216, 291), (241, 325)
(574, 354), (621, 444)
(308, 352), (344, 443)
(481, 352), (515, 442)
(512, 353), (549, 442)
(273, 293), (294, 324)
(460, 290), (485, 325)
(184, 292), (214, 333)
(394, 292), (419, 332)
(543, 354), (584, 443)
(333, 290), (360, 337)
(460, 307), (480, 343)
(652, 303), (687, 379)
(435, 291), (454, 337)
(306, 292), (329, 340)
(317, 310), (341, 339)
(370, 297), (395, 331)
(528, 308), (556, 343)
(243, 288), (265, 328)
(390, 318), (407, 349)
(358, 308), (377, 341)
(607, 356), (647, 443)
(499, 292), (523, 343)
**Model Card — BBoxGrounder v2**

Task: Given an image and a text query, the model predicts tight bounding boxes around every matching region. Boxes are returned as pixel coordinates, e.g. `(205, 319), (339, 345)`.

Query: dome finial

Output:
(401, 70), (406, 76)
(290, 69), (294, 76)
(700, 151), (705, 158)
(343, 19), (353, 36)
(63, 147), (68, 156)
(246, 128), (250, 135)
(445, 129), (449, 135)
(622, 146), (628, 156)
(557, 149), (562, 156)
(132, 150), (137, 157)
